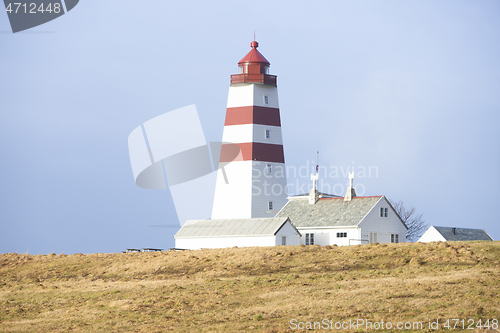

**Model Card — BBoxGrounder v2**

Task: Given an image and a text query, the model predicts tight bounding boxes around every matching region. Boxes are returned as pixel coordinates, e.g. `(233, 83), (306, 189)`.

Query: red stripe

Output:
(220, 143), (284, 163)
(224, 106), (281, 127)
(219, 143), (252, 162)
(252, 143), (285, 163)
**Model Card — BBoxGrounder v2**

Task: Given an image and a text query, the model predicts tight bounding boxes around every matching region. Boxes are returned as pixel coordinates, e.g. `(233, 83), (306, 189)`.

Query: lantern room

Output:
(231, 41), (277, 86)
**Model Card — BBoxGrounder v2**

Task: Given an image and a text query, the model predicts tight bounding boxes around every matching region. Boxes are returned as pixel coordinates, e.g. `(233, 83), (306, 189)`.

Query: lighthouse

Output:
(211, 40), (288, 219)
(174, 40), (409, 250)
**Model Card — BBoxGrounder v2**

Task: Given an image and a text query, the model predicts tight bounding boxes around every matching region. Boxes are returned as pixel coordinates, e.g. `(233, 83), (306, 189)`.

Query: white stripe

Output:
(227, 84), (279, 108)
(221, 124), (283, 145)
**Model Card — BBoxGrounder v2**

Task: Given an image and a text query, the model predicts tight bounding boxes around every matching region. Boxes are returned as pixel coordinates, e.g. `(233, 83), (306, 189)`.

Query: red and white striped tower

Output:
(212, 40), (288, 219)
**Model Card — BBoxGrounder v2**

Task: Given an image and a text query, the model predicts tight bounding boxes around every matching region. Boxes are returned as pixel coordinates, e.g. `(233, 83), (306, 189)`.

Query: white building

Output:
(174, 218), (301, 250)
(275, 173), (407, 246)
(418, 226), (493, 242)
(211, 40), (288, 219)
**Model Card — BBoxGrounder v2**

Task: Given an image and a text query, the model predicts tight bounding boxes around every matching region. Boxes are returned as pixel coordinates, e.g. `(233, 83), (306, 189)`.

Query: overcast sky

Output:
(1, 0), (499, 254)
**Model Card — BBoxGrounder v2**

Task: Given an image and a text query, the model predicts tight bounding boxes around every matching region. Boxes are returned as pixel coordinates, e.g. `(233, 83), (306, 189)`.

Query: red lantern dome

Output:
(238, 41), (270, 65)
(231, 41), (276, 86)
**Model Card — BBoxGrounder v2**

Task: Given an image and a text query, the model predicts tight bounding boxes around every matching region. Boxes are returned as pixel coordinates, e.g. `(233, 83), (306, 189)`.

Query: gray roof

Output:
(276, 196), (383, 228)
(433, 226), (493, 241)
(174, 217), (298, 238)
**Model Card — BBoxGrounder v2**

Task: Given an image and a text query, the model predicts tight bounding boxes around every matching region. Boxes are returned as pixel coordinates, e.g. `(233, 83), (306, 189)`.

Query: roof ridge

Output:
(319, 195), (383, 200)
(433, 226), (487, 230)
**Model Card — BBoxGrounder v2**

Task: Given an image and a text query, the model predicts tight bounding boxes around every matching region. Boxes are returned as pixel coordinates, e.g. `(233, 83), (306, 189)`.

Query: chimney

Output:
(309, 173), (319, 205)
(344, 172), (357, 202)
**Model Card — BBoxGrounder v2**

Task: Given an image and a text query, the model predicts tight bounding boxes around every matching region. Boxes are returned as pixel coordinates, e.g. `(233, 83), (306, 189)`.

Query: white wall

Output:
(417, 227), (446, 242)
(221, 124), (282, 145)
(212, 160), (288, 219)
(253, 84), (280, 108)
(175, 221), (301, 249)
(227, 84), (279, 108)
(176, 235), (276, 250)
(358, 196), (408, 243)
(253, 124), (282, 145)
(251, 161), (288, 218)
(212, 161), (253, 219)
(221, 123), (254, 143)
(275, 221), (301, 246)
(296, 227), (359, 246)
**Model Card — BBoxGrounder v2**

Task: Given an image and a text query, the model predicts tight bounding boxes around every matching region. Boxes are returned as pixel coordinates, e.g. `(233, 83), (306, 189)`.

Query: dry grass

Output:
(1, 241), (499, 332)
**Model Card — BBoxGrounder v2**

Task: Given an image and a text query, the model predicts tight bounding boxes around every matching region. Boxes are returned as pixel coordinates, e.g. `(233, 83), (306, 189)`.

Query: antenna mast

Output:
(316, 151), (319, 174)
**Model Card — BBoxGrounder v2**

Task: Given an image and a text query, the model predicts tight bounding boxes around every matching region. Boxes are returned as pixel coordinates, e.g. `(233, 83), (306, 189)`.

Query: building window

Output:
(264, 95), (269, 105)
(380, 207), (388, 217)
(281, 236), (286, 246)
(265, 129), (271, 139)
(305, 233), (315, 245)
(391, 234), (399, 243)
(266, 163), (272, 174)
(336, 232), (347, 238)
(268, 201), (273, 210)
(370, 232), (378, 243)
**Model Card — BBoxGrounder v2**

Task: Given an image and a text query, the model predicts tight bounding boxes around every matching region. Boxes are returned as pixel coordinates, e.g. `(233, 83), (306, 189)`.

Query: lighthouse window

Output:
(266, 164), (272, 174)
(264, 95), (269, 105)
(265, 129), (271, 139)
(268, 201), (274, 210)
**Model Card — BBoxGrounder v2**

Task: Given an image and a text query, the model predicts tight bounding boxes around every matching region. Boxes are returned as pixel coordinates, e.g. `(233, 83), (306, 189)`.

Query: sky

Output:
(1, 0), (499, 254)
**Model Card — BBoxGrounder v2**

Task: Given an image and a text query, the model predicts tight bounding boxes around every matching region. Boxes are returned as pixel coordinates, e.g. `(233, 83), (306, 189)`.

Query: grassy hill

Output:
(1, 241), (499, 332)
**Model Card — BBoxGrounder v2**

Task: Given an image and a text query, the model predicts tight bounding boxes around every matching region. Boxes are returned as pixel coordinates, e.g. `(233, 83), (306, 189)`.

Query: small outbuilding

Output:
(418, 226), (493, 242)
(174, 217), (301, 250)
